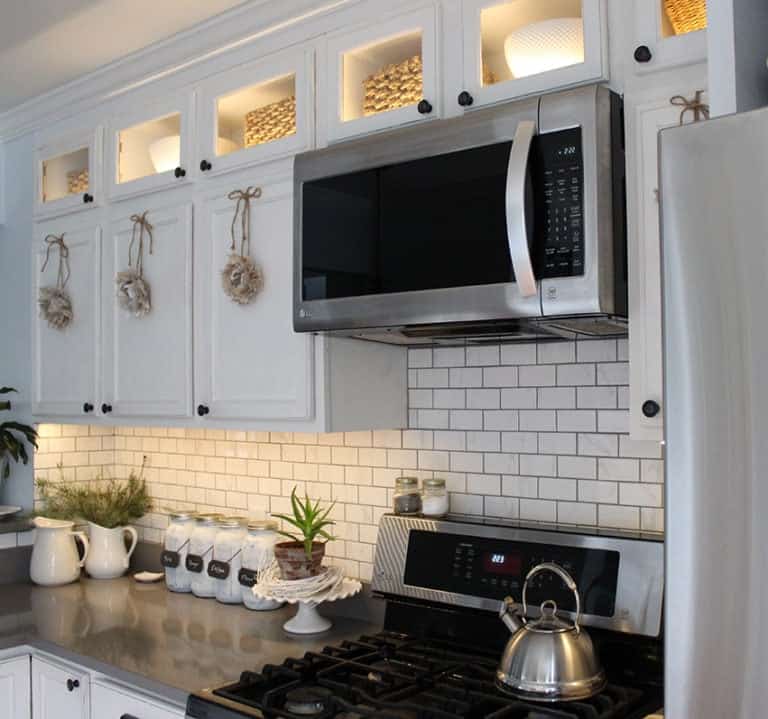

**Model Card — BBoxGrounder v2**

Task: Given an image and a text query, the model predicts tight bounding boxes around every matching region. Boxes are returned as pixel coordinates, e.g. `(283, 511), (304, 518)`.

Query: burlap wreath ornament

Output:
(39, 234), (74, 331)
(222, 186), (263, 305)
(116, 211), (153, 318)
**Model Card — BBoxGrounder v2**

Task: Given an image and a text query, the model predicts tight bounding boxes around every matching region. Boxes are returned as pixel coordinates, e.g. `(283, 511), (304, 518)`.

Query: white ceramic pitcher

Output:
(30, 517), (90, 586)
(85, 522), (138, 579)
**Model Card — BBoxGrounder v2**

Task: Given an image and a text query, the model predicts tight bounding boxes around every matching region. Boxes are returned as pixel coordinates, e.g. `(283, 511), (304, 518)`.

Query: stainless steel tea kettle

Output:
(496, 562), (606, 702)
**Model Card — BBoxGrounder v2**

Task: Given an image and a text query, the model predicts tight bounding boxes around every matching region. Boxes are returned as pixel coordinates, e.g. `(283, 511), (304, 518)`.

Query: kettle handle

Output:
(522, 562), (582, 631)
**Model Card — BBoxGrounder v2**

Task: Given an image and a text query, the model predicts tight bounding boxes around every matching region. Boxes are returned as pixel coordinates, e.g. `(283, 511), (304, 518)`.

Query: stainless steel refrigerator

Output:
(660, 107), (768, 718)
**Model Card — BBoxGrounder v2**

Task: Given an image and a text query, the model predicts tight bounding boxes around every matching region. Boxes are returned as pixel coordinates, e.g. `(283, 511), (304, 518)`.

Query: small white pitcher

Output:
(85, 522), (138, 579)
(30, 517), (90, 587)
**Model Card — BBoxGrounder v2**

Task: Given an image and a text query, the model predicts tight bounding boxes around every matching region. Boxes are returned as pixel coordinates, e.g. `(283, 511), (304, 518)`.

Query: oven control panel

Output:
(403, 530), (619, 617)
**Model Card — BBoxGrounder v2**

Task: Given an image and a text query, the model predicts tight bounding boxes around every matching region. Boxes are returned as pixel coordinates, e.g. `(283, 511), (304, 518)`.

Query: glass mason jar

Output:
(241, 520), (284, 611)
(163, 511), (196, 593)
(189, 514), (223, 598)
(393, 476), (422, 515)
(421, 478), (449, 518)
(213, 517), (248, 605)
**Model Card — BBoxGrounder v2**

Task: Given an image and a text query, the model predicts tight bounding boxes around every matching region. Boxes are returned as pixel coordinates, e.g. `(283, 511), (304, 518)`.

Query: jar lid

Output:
(247, 519), (278, 531)
(195, 513), (223, 525)
(395, 476), (419, 487)
(218, 516), (246, 527)
(423, 478), (446, 488)
(169, 509), (196, 521)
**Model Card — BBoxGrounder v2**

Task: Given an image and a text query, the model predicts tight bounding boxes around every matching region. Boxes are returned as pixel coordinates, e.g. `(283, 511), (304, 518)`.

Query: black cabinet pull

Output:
(200, 160), (212, 172)
(634, 45), (652, 63)
(66, 678), (80, 691)
(83, 402), (94, 414)
(82, 193), (94, 203)
(458, 91), (474, 107)
(101, 403), (113, 414)
(120, 715), (139, 719)
(197, 404), (210, 417)
(417, 99), (433, 115)
(642, 400), (661, 418)
(174, 166), (186, 178)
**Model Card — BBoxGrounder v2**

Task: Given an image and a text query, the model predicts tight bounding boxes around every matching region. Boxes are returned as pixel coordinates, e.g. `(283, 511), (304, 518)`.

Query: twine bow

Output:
(41, 234), (70, 289)
(670, 90), (710, 125)
(128, 211), (154, 277)
(227, 186), (262, 256)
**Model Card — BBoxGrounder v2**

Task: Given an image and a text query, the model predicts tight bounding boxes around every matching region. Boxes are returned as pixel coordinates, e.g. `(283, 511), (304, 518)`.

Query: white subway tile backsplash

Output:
(539, 477), (577, 501)
(450, 367), (482, 388)
(519, 410), (557, 432)
(519, 454), (557, 477)
(433, 389), (466, 409)
(501, 432), (538, 454)
(502, 476), (539, 498)
(501, 388), (537, 409)
(576, 339), (617, 363)
(538, 387), (576, 409)
(519, 365), (556, 387)
(501, 344), (537, 365)
(578, 480), (618, 504)
(558, 455), (597, 480)
(433, 347), (465, 367)
(466, 346), (500, 366)
(557, 364), (595, 386)
(537, 342), (576, 365)
(482, 366), (519, 388)
(597, 362), (630, 386)
(408, 348), (433, 368)
(466, 389), (501, 409)
(448, 410), (483, 430)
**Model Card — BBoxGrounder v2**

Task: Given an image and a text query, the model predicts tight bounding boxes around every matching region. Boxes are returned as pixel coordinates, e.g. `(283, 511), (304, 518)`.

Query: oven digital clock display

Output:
(482, 551), (522, 576)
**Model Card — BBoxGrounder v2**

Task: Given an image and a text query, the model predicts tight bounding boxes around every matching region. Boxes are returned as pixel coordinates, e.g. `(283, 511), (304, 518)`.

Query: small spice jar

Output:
(421, 478), (449, 518)
(241, 520), (283, 611)
(162, 510), (196, 593)
(393, 476), (422, 515)
(189, 514), (223, 598)
(212, 517), (248, 605)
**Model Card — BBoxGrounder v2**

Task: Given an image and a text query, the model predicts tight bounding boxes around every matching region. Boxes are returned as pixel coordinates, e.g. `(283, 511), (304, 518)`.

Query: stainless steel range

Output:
(186, 515), (664, 719)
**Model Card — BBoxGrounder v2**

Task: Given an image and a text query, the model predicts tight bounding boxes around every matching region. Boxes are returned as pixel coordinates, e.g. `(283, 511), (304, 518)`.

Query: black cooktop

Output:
(186, 631), (662, 719)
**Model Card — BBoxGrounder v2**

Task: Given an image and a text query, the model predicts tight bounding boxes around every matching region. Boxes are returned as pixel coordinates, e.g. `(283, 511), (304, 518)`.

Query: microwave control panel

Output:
(531, 127), (584, 279)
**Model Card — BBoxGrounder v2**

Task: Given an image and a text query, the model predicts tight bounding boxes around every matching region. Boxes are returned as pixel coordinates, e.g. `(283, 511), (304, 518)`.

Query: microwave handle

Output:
(505, 120), (538, 298)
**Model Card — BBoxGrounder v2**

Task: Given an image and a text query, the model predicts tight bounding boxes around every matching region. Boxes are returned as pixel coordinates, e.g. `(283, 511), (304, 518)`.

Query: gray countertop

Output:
(0, 578), (382, 708)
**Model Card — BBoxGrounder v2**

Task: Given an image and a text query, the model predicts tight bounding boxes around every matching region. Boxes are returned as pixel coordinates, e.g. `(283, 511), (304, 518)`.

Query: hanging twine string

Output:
(41, 234), (70, 289)
(128, 211), (154, 278)
(227, 186), (262, 256)
(670, 90), (710, 125)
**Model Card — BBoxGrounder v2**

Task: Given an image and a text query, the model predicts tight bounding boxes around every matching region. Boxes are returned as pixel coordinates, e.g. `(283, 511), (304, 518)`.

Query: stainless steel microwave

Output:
(293, 85), (627, 345)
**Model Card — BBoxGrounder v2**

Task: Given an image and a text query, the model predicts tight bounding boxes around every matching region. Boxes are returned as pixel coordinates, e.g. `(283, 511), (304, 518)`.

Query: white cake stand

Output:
(252, 577), (362, 634)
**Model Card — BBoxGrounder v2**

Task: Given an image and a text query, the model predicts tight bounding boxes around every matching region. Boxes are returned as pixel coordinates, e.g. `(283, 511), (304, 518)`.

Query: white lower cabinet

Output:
(31, 656), (89, 719)
(92, 680), (184, 719)
(0, 655), (31, 719)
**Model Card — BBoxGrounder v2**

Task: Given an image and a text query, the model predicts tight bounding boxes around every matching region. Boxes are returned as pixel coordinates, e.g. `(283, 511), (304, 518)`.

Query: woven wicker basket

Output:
(244, 96), (297, 147)
(664, 0), (707, 35)
(363, 55), (423, 116)
(66, 169), (89, 195)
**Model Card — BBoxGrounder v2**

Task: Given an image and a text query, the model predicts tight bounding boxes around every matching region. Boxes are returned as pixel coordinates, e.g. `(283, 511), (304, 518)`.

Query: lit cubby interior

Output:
(341, 30), (423, 122)
(42, 147), (89, 203)
(216, 73), (297, 155)
(660, 0), (707, 38)
(479, 0), (584, 85)
(118, 112), (182, 184)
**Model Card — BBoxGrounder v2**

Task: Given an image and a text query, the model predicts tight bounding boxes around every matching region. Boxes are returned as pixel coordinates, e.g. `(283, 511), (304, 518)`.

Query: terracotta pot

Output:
(274, 541), (325, 580)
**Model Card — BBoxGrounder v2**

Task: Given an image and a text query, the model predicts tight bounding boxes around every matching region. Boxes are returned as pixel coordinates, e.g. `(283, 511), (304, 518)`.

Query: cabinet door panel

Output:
(195, 183), (314, 421)
(32, 221), (101, 417)
(92, 681), (184, 719)
(0, 656), (31, 719)
(103, 203), (193, 417)
(32, 656), (89, 719)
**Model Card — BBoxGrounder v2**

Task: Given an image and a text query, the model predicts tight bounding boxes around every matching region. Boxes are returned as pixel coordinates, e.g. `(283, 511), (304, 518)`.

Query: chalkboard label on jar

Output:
(160, 550), (180, 568)
(186, 554), (204, 573)
(238, 568), (257, 587)
(207, 560), (230, 580)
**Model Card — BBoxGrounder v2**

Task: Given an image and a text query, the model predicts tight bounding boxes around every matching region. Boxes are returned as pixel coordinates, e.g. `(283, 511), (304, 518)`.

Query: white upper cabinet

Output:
(196, 48), (314, 177)
(102, 201), (193, 418)
(32, 215), (101, 418)
(194, 178), (315, 422)
(34, 127), (102, 219)
(629, 0), (706, 74)
(459, 0), (605, 111)
(106, 92), (194, 200)
(320, 5), (439, 143)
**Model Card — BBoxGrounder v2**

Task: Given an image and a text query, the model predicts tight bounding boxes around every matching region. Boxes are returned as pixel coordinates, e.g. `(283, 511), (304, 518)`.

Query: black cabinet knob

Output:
(66, 679), (80, 692)
(82, 193), (94, 203)
(197, 404), (210, 417)
(174, 166), (186, 178)
(83, 402), (93, 414)
(634, 45), (653, 63)
(642, 400), (661, 418)
(101, 403), (113, 414)
(458, 91), (474, 107)
(121, 715), (140, 719)
(417, 99), (433, 115)
(200, 160), (212, 172)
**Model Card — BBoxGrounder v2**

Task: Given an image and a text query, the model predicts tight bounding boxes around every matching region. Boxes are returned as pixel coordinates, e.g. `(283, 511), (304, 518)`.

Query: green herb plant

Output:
(0, 387), (39, 482)
(274, 487), (337, 559)
(38, 457), (152, 529)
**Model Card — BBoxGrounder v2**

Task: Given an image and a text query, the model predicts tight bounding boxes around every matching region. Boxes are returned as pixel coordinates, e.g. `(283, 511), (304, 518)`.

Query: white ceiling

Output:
(0, 0), (251, 113)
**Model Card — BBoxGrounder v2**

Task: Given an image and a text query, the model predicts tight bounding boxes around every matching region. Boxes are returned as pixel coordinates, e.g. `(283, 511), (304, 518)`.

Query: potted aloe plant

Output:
(0, 387), (38, 484)
(273, 487), (336, 579)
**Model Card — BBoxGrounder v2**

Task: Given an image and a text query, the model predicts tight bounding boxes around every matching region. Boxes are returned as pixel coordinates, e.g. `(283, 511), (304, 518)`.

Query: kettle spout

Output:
(499, 596), (524, 633)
